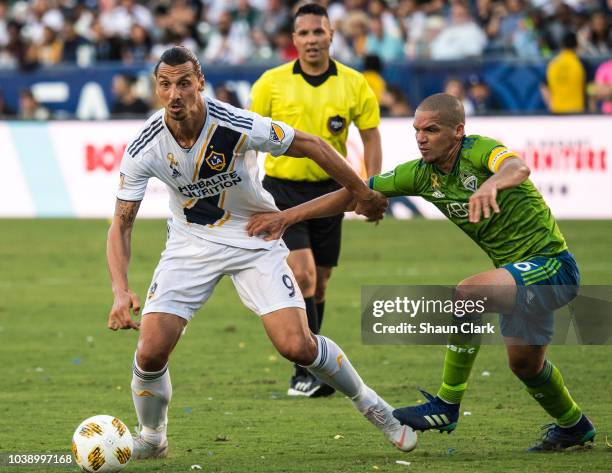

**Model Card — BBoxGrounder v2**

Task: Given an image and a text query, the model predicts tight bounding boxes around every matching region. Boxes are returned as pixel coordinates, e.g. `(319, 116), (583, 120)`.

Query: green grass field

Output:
(1, 219), (610, 473)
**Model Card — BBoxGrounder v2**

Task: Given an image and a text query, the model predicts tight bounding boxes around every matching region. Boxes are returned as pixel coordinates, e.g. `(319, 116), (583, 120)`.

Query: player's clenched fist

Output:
(353, 190), (388, 222)
(108, 289), (141, 330)
(247, 211), (289, 241)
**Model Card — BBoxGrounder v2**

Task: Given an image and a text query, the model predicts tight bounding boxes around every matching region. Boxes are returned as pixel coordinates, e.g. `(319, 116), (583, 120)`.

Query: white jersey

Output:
(117, 96), (295, 249)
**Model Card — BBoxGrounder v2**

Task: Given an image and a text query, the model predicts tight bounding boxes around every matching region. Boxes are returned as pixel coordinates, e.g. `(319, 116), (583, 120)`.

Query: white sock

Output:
(305, 335), (378, 413)
(131, 355), (171, 444)
(351, 385), (380, 414)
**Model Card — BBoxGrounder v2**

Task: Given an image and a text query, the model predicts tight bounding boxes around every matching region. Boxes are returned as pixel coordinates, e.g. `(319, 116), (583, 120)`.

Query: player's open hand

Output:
(247, 211), (288, 241)
(469, 182), (500, 223)
(108, 289), (141, 331)
(354, 190), (388, 222)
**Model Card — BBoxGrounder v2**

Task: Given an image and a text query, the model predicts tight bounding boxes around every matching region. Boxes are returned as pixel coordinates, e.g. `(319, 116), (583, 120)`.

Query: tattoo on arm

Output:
(115, 199), (141, 227)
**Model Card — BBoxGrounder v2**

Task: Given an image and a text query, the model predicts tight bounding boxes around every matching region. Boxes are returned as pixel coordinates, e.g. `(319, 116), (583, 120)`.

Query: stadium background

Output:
(1, 0), (611, 472)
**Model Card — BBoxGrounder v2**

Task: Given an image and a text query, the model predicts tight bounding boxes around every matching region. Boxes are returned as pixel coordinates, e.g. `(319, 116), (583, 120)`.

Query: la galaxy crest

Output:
(327, 115), (346, 135)
(206, 151), (226, 171)
(269, 122), (285, 144)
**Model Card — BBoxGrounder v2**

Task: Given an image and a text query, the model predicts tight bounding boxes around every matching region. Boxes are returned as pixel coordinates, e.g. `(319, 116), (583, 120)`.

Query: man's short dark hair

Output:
(561, 31), (577, 50)
(154, 46), (201, 76)
(417, 93), (465, 128)
(364, 54), (382, 73)
(294, 3), (328, 28)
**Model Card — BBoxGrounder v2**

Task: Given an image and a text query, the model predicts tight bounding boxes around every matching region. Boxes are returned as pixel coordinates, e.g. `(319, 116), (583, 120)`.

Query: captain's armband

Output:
(487, 147), (520, 173)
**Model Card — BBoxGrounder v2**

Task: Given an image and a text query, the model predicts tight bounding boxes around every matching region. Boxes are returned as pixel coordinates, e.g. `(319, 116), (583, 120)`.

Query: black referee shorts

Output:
(262, 175), (344, 267)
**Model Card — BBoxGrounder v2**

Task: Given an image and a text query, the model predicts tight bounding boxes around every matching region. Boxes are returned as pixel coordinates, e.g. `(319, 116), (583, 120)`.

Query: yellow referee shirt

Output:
(250, 59), (380, 182)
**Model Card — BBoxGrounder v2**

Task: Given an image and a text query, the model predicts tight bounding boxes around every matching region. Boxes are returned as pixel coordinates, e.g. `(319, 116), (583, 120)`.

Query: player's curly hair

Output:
(154, 46), (202, 76)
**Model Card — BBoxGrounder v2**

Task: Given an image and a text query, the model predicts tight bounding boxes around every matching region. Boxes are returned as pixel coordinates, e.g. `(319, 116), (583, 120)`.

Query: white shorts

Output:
(142, 223), (305, 320)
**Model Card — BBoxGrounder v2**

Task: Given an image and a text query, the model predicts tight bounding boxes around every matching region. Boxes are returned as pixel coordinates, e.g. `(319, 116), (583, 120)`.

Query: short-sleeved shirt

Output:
(546, 50), (586, 114)
(250, 59), (380, 182)
(369, 135), (568, 267)
(117, 96), (295, 250)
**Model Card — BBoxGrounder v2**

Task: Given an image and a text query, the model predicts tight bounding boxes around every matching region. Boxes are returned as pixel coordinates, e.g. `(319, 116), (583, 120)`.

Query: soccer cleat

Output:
(131, 429), (168, 460)
(392, 388), (459, 433)
(287, 371), (336, 398)
(309, 380), (336, 398)
(527, 415), (596, 452)
(363, 395), (418, 452)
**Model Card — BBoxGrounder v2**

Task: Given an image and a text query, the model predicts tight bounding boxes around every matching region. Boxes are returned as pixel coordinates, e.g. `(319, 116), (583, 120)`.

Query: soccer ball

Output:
(71, 415), (133, 473)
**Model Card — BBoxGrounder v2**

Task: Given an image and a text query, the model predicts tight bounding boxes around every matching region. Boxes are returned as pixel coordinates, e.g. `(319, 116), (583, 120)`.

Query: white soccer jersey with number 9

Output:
(117, 96), (295, 249)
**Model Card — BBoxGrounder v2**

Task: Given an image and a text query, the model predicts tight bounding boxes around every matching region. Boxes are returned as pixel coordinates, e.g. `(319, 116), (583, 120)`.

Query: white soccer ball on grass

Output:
(71, 415), (133, 472)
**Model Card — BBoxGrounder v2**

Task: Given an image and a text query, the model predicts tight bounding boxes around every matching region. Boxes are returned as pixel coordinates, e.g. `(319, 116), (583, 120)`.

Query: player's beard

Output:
(168, 110), (186, 121)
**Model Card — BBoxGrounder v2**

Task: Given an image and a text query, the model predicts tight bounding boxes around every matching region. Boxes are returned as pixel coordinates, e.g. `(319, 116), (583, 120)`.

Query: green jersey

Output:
(369, 135), (567, 267)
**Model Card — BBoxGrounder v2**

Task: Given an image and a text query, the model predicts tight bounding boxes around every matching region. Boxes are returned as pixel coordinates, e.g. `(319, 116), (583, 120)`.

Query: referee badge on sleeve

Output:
(327, 115), (346, 135)
(269, 122), (285, 144)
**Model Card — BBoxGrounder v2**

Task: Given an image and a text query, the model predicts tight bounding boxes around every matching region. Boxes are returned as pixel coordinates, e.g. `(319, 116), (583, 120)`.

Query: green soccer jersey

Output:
(369, 135), (567, 267)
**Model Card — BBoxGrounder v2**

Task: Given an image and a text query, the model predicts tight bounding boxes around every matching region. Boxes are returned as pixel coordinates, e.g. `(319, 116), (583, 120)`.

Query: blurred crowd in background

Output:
(1, 0), (610, 67)
(0, 0), (610, 118)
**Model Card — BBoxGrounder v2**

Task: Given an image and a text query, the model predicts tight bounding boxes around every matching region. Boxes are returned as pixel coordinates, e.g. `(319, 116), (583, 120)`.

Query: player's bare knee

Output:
(454, 281), (483, 304)
(508, 357), (542, 379)
(276, 334), (317, 365)
(136, 345), (170, 372)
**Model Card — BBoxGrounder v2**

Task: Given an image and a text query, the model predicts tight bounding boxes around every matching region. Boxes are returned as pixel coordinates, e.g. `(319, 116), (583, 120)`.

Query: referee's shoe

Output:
(287, 366), (335, 398)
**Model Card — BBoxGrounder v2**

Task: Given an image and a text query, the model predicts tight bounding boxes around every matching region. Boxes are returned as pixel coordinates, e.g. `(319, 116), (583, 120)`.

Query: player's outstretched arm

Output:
(285, 129), (386, 220)
(247, 188), (376, 240)
(106, 198), (142, 331)
(469, 157), (530, 223)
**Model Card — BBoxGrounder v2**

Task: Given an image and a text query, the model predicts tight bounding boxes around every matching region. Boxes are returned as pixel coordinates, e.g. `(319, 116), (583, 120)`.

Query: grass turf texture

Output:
(0, 219), (610, 473)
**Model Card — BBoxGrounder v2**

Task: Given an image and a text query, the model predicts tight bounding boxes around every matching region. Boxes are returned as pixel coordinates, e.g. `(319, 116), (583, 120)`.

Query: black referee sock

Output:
(304, 297), (319, 334)
(316, 301), (325, 331)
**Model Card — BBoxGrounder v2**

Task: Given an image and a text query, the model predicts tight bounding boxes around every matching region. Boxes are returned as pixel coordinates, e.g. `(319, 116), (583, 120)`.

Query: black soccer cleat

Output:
(287, 369), (335, 398)
(527, 414), (596, 452)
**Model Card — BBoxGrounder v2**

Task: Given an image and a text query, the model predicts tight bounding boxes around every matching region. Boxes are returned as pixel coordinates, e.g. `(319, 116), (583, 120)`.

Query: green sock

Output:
(437, 342), (481, 404)
(521, 360), (582, 427)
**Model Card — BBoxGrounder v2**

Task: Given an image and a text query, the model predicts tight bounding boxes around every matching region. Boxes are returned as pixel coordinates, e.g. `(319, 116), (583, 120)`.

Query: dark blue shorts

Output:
(499, 250), (580, 345)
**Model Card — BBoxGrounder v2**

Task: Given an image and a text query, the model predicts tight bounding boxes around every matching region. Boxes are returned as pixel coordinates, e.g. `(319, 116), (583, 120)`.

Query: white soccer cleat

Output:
(363, 396), (418, 452)
(131, 432), (169, 460)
